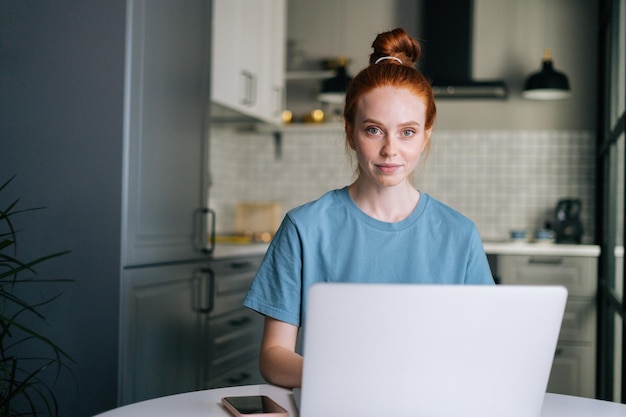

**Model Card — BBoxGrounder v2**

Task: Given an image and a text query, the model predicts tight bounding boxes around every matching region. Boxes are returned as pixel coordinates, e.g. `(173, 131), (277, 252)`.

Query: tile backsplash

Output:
(209, 127), (596, 243)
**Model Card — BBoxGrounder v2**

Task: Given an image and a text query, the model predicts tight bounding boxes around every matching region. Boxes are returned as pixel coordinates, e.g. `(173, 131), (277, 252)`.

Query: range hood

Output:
(418, 0), (507, 99)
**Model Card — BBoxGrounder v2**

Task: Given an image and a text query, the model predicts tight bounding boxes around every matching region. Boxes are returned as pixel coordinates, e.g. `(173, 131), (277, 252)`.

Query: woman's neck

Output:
(347, 180), (420, 223)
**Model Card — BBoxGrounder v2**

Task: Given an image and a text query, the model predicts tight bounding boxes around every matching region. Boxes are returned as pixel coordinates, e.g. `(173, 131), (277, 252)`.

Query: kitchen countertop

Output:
(483, 241), (600, 257)
(211, 241), (601, 260)
(211, 242), (270, 259)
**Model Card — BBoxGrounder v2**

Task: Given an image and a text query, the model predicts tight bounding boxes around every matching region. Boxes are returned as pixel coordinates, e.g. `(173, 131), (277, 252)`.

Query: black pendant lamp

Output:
(522, 49), (571, 100)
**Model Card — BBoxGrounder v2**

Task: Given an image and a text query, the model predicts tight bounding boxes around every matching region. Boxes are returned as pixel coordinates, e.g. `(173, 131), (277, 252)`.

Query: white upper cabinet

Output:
(211, 0), (286, 125)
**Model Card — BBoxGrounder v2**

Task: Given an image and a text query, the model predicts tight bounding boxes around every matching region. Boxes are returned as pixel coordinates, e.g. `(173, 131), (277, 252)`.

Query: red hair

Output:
(343, 28), (436, 141)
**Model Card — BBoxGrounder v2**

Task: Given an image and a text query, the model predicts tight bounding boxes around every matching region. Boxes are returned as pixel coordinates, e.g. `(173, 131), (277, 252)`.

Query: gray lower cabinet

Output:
(121, 254), (266, 404)
(206, 256), (266, 388)
(121, 262), (211, 404)
(497, 255), (597, 398)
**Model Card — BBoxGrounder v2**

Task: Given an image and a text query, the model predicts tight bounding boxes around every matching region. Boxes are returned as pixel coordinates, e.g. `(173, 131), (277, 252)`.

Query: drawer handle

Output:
(229, 316), (252, 327)
(528, 257), (563, 265)
(240, 71), (256, 106)
(194, 269), (215, 314)
(227, 372), (250, 385)
(229, 261), (253, 270)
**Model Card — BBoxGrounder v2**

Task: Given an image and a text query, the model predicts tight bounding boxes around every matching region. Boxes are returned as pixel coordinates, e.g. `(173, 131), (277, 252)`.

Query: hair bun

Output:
(369, 27), (421, 66)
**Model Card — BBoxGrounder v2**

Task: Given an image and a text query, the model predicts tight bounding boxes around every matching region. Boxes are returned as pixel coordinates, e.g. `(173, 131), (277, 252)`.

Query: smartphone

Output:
(222, 395), (289, 417)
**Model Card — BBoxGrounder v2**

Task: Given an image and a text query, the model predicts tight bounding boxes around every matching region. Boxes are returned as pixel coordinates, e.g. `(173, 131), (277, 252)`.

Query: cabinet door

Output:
(205, 308), (264, 387)
(206, 357), (265, 389)
(238, 0), (266, 117)
(212, 0), (263, 118)
(498, 254), (597, 398)
(497, 255), (597, 296)
(211, 0), (285, 124)
(120, 262), (211, 405)
(548, 344), (596, 398)
(124, 0), (211, 266)
(261, 0), (286, 124)
(560, 298), (596, 343)
(206, 256), (265, 387)
(211, 0), (244, 113)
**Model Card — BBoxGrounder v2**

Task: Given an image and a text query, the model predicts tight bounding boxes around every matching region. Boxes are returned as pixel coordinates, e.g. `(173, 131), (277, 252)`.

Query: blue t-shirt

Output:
(243, 187), (494, 327)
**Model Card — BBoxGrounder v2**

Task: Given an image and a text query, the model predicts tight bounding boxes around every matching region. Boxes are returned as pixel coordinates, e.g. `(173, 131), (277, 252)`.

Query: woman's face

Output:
(348, 86), (431, 189)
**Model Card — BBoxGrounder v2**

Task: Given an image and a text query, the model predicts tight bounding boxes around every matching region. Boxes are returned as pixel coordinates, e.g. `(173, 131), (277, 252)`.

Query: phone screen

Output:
(223, 396), (285, 414)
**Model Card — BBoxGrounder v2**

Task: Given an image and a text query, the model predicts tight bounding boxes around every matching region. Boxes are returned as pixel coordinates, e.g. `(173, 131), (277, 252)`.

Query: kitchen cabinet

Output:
(120, 0), (213, 406)
(497, 255), (597, 398)
(0, 0), (213, 414)
(121, 251), (265, 404)
(124, 0), (212, 266)
(205, 256), (265, 388)
(120, 263), (211, 403)
(211, 0), (286, 124)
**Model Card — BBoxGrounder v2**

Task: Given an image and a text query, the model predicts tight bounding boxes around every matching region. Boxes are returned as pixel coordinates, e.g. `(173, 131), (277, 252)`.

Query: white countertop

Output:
(483, 242), (601, 257)
(211, 242), (270, 259)
(95, 384), (626, 417)
(211, 241), (601, 259)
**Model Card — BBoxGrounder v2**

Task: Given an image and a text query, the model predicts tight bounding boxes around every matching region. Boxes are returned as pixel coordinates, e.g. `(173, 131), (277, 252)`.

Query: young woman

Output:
(243, 27), (494, 388)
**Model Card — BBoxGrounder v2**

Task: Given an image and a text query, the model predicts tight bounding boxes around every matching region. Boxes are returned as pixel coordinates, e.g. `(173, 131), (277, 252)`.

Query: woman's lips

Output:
(376, 163), (402, 174)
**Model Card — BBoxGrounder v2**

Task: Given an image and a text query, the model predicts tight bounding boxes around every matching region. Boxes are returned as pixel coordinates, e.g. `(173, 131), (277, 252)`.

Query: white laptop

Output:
(296, 283), (567, 417)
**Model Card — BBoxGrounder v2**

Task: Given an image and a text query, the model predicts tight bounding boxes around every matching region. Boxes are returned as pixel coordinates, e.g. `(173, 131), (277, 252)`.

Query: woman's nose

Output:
(381, 137), (397, 156)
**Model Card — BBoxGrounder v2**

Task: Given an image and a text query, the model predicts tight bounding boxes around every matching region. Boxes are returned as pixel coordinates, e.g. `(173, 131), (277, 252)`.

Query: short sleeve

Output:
(464, 226), (495, 285)
(243, 214), (304, 326)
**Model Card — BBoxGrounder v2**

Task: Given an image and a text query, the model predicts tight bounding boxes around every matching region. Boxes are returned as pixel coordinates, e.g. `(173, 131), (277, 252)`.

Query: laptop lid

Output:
(299, 283), (567, 417)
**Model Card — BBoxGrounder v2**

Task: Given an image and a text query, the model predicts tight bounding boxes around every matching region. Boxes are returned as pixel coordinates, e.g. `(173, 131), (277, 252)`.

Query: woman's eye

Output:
(402, 129), (416, 137)
(366, 127), (381, 135)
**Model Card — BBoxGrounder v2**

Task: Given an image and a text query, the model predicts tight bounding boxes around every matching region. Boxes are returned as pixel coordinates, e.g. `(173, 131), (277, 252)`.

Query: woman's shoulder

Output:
(288, 187), (349, 218)
(420, 192), (476, 228)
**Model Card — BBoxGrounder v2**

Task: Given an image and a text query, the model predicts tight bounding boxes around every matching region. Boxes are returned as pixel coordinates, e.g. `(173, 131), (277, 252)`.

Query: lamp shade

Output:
(522, 49), (571, 100)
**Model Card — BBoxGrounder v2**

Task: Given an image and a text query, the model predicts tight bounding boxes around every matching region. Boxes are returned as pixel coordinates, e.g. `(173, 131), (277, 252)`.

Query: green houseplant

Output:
(0, 176), (73, 416)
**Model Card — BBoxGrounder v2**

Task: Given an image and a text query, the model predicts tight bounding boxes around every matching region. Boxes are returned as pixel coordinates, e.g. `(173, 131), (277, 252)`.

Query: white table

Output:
(95, 384), (626, 417)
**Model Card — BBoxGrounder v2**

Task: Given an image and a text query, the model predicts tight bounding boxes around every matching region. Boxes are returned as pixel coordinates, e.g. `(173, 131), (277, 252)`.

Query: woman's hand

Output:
(259, 316), (303, 388)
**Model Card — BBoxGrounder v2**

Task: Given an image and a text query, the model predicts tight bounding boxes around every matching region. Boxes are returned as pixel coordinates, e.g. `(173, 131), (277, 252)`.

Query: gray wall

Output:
(286, 0), (597, 130)
(210, 127), (596, 243)
(0, 1), (126, 415)
(438, 0), (597, 130)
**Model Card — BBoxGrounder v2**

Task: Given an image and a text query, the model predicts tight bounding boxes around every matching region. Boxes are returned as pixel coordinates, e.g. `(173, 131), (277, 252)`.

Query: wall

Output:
(210, 0), (599, 244)
(286, 0), (598, 130)
(286, 0), (418, 73)
(439, 0), (597, 130)
(0, 2), (125, 415)
(210, 127), (596, 243)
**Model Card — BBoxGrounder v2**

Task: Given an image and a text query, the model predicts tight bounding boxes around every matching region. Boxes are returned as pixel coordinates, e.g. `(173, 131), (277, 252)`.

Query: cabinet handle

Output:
(228, 316), (252, 327)
(229, 260), (253, 270)
(200, 207), (215, 255)
(250, 73), (257, 105)
(227, 372), (250, 385)
(273, 85), (283, 117)
(241, 71), (256, 106)
(196, 268), (215, 314)
(528, 257), (563, 265)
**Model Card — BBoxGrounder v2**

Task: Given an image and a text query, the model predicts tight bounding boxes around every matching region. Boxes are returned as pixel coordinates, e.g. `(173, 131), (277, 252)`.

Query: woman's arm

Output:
(259, 316), (303, 388)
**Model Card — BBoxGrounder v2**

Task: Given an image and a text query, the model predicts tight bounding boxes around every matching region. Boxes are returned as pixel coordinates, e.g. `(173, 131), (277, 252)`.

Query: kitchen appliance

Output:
(554, 199), (583, 243)
(419, 0), (507, 98)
